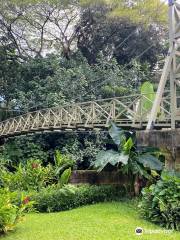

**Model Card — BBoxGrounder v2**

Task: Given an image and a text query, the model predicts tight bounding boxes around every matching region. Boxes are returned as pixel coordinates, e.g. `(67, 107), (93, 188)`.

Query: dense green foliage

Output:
(78, 4), (167, 66)
(0, 160), (54, 191)
(0, 132), (106, 168)
(0, 45), (21, 120)
(0, 188), (32, 234)
(81, 1), (167, 25)
(91, 122), (164, 196)
(0, 153), (73, 191)
(32, 184), (125, 213)
(1, 53), (152, 117)
(139, 171), (180, 230)
(106, 0), (167, 25)
(92, 122), (164, 179)
(0, 0), (167, 62)
(0, 136), (48, 164)
(0, 0), (167, 126)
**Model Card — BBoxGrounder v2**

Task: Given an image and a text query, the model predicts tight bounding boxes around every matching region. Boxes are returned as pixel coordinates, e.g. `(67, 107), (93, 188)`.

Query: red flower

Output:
(22, 196), (30, 205)
(31, 163), (39, 169)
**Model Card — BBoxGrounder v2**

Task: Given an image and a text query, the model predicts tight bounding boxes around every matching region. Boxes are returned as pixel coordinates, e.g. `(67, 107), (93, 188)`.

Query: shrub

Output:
(32, 184), (126, 213)
(0, 136), (48, 165)
(0, 152), (74, 192)
(0, 188), (33, 234)
(0, 159), (54, 191)
(138, 171), (180, 230)
(53, 150), (74, 180)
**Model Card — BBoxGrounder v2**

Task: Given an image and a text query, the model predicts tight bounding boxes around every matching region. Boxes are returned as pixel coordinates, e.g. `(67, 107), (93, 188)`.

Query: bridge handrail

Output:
(0, 92), (171, 125)
(0, 94), (141, 124)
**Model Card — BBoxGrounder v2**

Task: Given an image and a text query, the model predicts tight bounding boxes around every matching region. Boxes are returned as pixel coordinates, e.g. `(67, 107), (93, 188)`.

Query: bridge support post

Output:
(147, 0), (180, 130)
(165, 147), (180, 171)
(175, 148), (180, 171)
(163, 147), (176, 170)
(169, 0), (176, 129)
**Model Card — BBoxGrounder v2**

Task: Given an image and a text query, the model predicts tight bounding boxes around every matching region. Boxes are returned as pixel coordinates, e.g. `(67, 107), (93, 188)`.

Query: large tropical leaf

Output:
(140, 81), (155, 112)
(59, 168), (72, 186)
(93, 150), (129, 172)
(54, 150), (63, 166)
(123, 137), (134, 154)
(136, 146), (160, 154)
(136, 146), (163, 159)
(55, 163), (72, 176)
(137, 154), (163, 171)
(130, 160), (152, 179)
(108, 122), (126, 146)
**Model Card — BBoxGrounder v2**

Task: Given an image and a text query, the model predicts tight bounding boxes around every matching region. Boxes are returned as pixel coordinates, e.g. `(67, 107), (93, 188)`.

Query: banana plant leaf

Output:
(131, 160), (152, 179)
(123, 137), (134, 154)
(93, 149), (129, 172)
(108, 122), (126, 146)
(59, 168), (71, 186)
(137, 153), (163, 171)
(55, 163), (72, 176)
(140, 81), (155, 112)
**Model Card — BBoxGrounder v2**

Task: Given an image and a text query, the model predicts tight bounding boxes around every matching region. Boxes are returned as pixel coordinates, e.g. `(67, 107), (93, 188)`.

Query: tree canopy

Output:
(77, 4), (167, 66)
(0, 0), (170, 175)
(80, 0), (168, 25)
(0, 0), (169, 119)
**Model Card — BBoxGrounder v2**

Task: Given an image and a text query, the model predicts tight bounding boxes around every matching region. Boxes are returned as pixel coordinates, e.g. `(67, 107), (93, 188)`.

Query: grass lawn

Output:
(1, 202), (180, 240)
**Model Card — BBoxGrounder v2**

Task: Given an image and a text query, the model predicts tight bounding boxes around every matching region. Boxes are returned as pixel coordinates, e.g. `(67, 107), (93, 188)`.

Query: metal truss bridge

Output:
(0, 92), (179, 138)
(0, 0), (180, 138)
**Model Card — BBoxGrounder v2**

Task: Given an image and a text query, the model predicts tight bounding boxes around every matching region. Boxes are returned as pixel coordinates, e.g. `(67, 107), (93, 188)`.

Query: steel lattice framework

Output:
(0, 94), (174, 137)
(147, 0), (180, 129)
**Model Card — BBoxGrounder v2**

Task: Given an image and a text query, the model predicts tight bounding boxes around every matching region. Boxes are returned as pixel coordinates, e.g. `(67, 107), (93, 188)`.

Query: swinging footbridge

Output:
(0, 0), (180, 139)
(0, 92), (177, 138)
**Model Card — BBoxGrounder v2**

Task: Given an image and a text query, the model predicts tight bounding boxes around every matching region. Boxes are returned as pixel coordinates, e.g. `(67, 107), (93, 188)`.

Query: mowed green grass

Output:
(1, 202), (180, 240)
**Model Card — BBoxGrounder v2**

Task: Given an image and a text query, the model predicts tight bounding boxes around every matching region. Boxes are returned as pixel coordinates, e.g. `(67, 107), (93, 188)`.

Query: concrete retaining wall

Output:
(136, 130), (180, 171)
